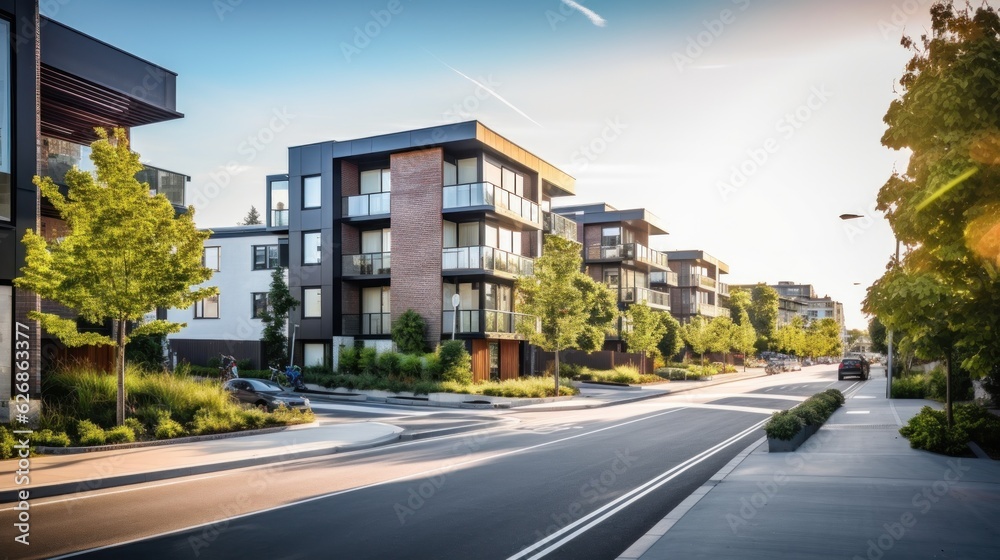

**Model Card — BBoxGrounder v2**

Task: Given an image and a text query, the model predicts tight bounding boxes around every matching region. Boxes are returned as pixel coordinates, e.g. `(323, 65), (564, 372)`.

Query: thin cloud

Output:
(426, 51), (542, 127)
(561, 0), (606, 27)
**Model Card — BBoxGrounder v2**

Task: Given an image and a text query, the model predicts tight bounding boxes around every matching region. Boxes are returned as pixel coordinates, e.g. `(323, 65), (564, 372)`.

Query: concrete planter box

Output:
(767, 423), (819, 452)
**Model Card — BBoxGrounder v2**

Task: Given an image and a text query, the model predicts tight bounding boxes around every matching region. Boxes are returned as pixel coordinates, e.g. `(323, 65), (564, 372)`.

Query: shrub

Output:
(925, 368), (948, 401)
(154, 416), (186, 439)
(359, 347), (379, 375)
(892, 375), (926, 398)
(30, 429), (71, 448)
(76, 420), (107, 446)
(765, 411), (805, 441)
(123, 417), (146, 439)
(953, 403), (1000, 449)
(400, 355), (424, 379)
(438, 341), (473, 384)
(899, 406), (970, 456)
(1, 425), (18, 459)
(423, 353), (443, 381)
(105, 425), (136, 444)
(377, 352), (402, 378)
(557, 363), (587, 379)
(392, 309), (427, 354)
(338, 346), (359, 375)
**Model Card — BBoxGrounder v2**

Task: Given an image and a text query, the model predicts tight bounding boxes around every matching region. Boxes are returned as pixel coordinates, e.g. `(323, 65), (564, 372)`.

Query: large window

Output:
(253, 245), (280, 270)
(204, 246), (221, 271)
(601, 227), (621, 247)
(270, 179), (289, 227)
(360, 168), (391, 194)
(303, 175), (321, 208)
(303, 288), (322, 318)
(361, 229), (391, 254)
(252, 293), (269, 319)
(303, 232), (321, 264)
(195, 295), (220, 319)
(303, 343), (328, 367)
(457, 158), (477, 184)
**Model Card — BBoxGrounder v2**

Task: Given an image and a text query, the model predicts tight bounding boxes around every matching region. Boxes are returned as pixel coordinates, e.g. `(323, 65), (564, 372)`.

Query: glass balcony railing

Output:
(442, 246), (534, 276)
(343, 192), (390, 218)
(679, 274), (718, 290)
(621, 287), (670, 309)
(442, 309), (480, 335)
(718, 282), (730, 297)
(650, 271), (679, 287)
(442, 309), (535, 335)
(443, 182), (540, 225)
(543, 211), (578, 241)
(342, 313), (391, 336)
(585, 243), (668, 269)
(342, 252), (391, 276)
(270, 209), (289, 227)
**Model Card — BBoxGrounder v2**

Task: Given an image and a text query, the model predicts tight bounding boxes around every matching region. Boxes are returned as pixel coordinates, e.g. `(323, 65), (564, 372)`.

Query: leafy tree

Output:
(657, 312), (684, 362)
(238, 205), (262, 225)
(869, 316), (888, 355)
(15, 128), (215, 425)
(516, 236), (600, 394)
(845, 328), (867, 353)
(259, 267), (298, 367)
(621, 302), (667, 373)
(727, 288), (752, 325)
(774, 316), (807, 356)
(681, 315), (712, 367)
(573, 274), (619, 352)
(706, 315), (735, 364)
(807, 318), (844, 358)
(748, 284), (779, 350)
(392, 309), (427, 354)
(733, 310), (758, 371)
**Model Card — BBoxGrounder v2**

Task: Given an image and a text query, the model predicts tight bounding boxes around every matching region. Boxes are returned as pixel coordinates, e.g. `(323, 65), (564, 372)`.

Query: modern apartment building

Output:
(732, 281), (846, 329)
(663, 250), (730, 322)
(267, 121), (575, 381)
(167, 226), (288, 369)
(1, 1), (182, 421)
(551, 203), (673, 351)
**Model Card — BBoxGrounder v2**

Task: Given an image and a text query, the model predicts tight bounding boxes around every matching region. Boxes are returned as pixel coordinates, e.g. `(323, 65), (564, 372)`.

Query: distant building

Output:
(663, 250), (730, 323)
(731, 281), (845, 329)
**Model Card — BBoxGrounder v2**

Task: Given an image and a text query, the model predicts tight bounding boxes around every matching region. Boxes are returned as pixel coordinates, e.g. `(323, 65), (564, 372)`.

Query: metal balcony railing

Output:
(342, 252), (391, 276)
(342, 313), (391, 335)
(343, 192), (390, 218)
(443, 182), (540, 225)
(442, 246), (534, 276)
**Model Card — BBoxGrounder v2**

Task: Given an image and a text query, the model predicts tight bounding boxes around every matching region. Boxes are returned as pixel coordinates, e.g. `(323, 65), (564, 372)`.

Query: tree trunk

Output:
(115, 318), (127, 426)
(945, 348), (953, 428)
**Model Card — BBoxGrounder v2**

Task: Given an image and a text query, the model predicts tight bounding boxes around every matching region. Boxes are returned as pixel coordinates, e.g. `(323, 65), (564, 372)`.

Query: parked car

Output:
(787, 359), (802, 371)
(837, 356), (870, 381)
(223, 378), (311, 412)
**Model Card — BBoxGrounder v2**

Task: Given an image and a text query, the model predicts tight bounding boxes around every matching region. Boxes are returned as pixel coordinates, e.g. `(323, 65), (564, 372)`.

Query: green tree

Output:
(733, 310), (758, 371)
(727, 287), (752, 325)
(807, 318), (844, 358)
(573, 274), (619, 352)
(259, 267), (298, 367)
(392, 309), (427, 354)
(774, 316), (807, 356)
(621, 302), (667, 373)
(869, 316), (888, 355)
(516, 236), (599, 394)
(707, 315), (736, 364)
(15, 128), (215, 425)
(748, 284), (779, 350)
(681, 315), (712, 367)
(238, 205), (262, 225)
(657, 312), (684, 362)
(845, 328), (867, 353)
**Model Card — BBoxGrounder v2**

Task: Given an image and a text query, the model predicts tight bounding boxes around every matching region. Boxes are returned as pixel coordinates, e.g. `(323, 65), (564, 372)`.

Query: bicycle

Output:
(268, 365), (289, 387)
(219, 354), (239, 382)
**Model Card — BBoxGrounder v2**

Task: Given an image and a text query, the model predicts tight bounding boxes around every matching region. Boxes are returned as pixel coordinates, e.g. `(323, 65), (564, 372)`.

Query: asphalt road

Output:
(18, 366), (858, 560)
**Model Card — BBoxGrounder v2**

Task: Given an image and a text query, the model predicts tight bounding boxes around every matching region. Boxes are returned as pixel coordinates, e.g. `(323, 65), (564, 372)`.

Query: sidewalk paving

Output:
(618, 371), (1000, 560)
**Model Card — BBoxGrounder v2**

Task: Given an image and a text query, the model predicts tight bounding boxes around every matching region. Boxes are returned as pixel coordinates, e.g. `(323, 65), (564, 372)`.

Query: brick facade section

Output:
(341, 223), (359, 255)
(390, 148), (444, 345)
(342, 283), (360, 316)
(340, 161), (359, 197)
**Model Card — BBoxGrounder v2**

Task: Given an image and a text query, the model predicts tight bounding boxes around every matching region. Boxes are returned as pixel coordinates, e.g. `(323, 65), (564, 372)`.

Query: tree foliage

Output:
(869, 316), (888, 355)
(238, 205), (262, 225)
(392, 309), (428, 354)
(706, 315), (735, 356)
(657, 312), (684, 361)
(621, 302), (666, 371)
(748, 284), (779, 350)
(774, 316), (807, 356)
(681, 315), (712, 366)
(733, 310), (758, 371)
(573, 274), (619, 352)
(259, 267), (298, 367)
(727, 288), (752, 325)
(806, 318), (844, 358)
(15, 128), (215, 424)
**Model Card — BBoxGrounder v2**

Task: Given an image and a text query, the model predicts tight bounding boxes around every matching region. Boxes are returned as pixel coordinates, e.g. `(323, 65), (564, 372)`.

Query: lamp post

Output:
(289, 324), (299, 369)
(451, 294), (461, 341)
(839, 214), (900, 398)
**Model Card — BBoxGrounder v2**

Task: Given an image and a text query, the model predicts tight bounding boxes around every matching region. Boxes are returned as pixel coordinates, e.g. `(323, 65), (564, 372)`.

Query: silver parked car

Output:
(223, 378), (311, 412)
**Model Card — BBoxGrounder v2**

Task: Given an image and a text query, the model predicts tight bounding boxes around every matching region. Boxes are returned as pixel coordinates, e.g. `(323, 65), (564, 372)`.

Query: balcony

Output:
(718, 282), (730, 297)
(342, 313), (391, 336)
(442, 246), (534, 277)
(650, 271), (679, 287)
(543, 211), (578, 241)
(270, 209), (289, 227)
(621, 287), (670, 310)
(443, 182), (540, 226)
(586, 243), (668, 270)
(679, 273), (718, 291)
(342, 252), (391, 276)
(343, 192), (390, 218)
(442, 309), (534, 336)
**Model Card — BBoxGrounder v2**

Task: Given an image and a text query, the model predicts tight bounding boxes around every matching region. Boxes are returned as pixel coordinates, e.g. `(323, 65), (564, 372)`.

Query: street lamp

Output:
(840, 213), (900, 398)
(289, 324), (299, 368)
(451, 294), (461, 341)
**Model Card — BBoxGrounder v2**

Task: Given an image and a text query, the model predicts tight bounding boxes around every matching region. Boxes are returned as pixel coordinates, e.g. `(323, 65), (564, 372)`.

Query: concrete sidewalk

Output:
(619, 373), (1000, 560)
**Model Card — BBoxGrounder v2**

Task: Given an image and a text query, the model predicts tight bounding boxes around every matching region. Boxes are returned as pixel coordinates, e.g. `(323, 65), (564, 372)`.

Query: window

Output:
(360, 168), (391, 194)
(303, 175), (321, 208)
(253, 245), (279, 270)
(457, 158), (477, 184)
(195, 295), (220, 319)
(443, 161), (457, 186)
(303, 232), (321, 264)
(252, 293), (269, 319)
(270, 179), (289, 227)
(204, 246), (221, 271)
(601, 227), (621, 247)
(303, 288), (322, 318)
(361, 229), (391, 254)
(458, 222), (480, 247)
(303, 343), (327, 367)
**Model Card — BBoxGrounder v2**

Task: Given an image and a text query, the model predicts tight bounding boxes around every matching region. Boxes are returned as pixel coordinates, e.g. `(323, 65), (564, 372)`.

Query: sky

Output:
(43, 0), (936, 331)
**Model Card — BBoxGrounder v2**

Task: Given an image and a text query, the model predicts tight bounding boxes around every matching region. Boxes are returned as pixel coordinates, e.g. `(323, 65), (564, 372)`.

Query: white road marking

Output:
(846, 411), (870, 414)
(308, 402), (438, 416)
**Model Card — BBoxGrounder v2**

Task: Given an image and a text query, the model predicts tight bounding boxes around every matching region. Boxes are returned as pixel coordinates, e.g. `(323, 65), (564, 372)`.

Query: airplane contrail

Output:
(561, 0), (606, 27)
(427, 51), (542, 127)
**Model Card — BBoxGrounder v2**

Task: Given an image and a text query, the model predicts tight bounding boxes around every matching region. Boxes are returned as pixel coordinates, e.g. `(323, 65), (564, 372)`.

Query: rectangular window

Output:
(443, 161), (457, 186)
(361, 228), (391, 253)
(204, 246), (221, 271)
(303, 175), (321, 208)
(303, 288), (322, 317)
(458, 222), (479, 247)
(457, 158), (477, 184)
(360, 168), (391, 194)
(443, 221), (457, 249)
(252, 293), (269, 319)
(601, 227), (621, 247)
(303, 343), (327, 367)
(270, 179), (289, 227)
(303, 232), (321, 264)
(195, 294), (220, 319)
(253, 245), (279, 270)
(484, 161), (502, 187)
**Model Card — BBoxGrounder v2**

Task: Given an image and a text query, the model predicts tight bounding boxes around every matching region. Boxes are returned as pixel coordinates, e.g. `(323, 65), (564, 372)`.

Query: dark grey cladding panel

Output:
(300, 144), (323, 175)
(39, 16), (177, 112)
(349, 138), (374, 156)
(370, 132), (412, 153)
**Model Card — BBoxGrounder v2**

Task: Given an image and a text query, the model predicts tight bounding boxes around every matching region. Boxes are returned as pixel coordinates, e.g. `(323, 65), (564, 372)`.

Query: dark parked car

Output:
(223, 378), (311, 412)
(838, 356), (870, 381)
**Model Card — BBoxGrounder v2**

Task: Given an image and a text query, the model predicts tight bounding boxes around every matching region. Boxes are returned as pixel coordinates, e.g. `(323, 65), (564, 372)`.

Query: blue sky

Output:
(45, 0), (935, 330)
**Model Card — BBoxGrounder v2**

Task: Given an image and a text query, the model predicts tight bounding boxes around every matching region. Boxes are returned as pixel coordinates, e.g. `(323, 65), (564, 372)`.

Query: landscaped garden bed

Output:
(764, 389), (845, 452)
